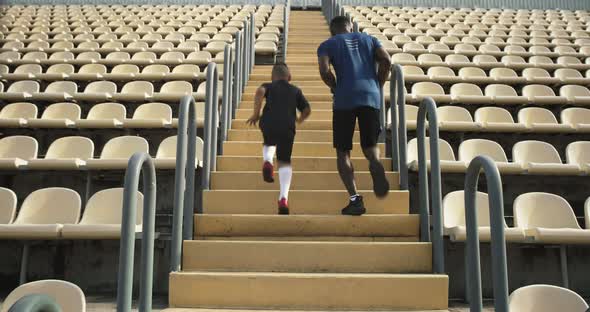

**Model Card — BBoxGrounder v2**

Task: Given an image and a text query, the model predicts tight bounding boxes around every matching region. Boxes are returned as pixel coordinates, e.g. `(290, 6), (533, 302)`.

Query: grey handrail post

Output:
(464, 156), (509, 312)
(116, 152), (157, 312)
(232, 30), (242, 117)
(389, 65), (399, 172)
(220, 43), (233, 153)
(170, 95), (198, 272)
(282, 0), (289, 61)
(8, 294), (62, 312)
(416, 97), (444, 274)
(250, 12), (255, 75)
(390, 64), (408, 190)
(242, 20), (249, 94)
(202, 62), (219, 190)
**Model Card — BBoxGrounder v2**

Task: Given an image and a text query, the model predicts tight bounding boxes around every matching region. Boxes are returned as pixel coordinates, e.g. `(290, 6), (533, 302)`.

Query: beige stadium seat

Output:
(402, 65), (427, 81)
(155, 135), (204, 169)
(0, 188), (80, 239)
(0, 187), (16, 224)
(76, 52), (102, 63)
(113, 81), (154, 102)
(27, 136), (94, 170)
(474, 107), (526, 132)
(473, 54), (501, 67)
(153, 81), (195, 102)
(554, 68), (590, 85)
(450, 83), (490, 104)
(443, 190), (526, 242)
(566, 141), (590, 172)
(22, 51), (48, 63)
(0, 279), (86, 312)
(509, 284), (588, 312)
(61, 188), (143, 239)
(0, 80), (39, 101)
(141, 64), (170, 79)
(522, 67), (561, 85)
(196, 80), (223, 101)
(518, 107), (574, 132)
(514, 192), (590, 244)
(403, 42), (427, 54)
(490, 67), (526, 84)
(559, 85), (590, 105)
(410, 81), (451, 103)
(426, 66), (459, 83)
(255, 41), (277, 56)
(458, 139), (525, 174)
(522, 84), (568, 105)
(123, 103), (172, 128)
(86, 136), (149, 170)
(131, 51), (157, 64)
(45, 64), (75, 80)
(0, 135), (38, 169)
(169, 64), (200, 80)
(76, 102), (126, 128)
(26, 103), (80, 128)
(186, 51), (212, 64)
(0, 51), (20, 63)
(109, 64), (140, 80)
(391, 53), (418, 65)
(31, 81), (77, 102)
(75, 64), (107, 80)
(74, 81), (117, 102)
(190, 33), (211, 45)
(458, 67), (493, 84)
(0, 102), (37, 127)
(485, 84), (528, 105)
(158, 51), (186, 64)
(11, 64), (42, 80)
(437, 105), (481, 131)
(407, 137), (466, 172)
(513, 140), (581, 175)
(561, 107), (590, 131)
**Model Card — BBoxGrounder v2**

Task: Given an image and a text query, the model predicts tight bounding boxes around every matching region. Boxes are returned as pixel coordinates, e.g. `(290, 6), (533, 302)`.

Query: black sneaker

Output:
(369, 161), (389, 198)
(341, 196), (366, 216)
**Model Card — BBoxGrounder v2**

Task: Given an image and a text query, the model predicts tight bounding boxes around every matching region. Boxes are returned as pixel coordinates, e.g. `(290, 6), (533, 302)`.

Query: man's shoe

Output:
(262, 161), (274, 183)
(369, 161), (389, 198)
(278, 198), (289, 215)
(341, 196), (366, 216)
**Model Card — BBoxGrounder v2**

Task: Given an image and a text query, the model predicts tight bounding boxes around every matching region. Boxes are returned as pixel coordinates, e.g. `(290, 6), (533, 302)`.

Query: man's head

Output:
(271, 62), (291, 81)
(330, 16), (352, 36)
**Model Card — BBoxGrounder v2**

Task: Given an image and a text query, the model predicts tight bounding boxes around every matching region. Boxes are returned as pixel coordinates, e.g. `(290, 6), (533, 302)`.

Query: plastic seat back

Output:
(407, 137), (456, 162)
(80, 188), (142, 225)
(0, 102), (37, 119)
(514, 192), (580, 229)
(40, 103), (81, 120)
(0, 187), (17, 224)
(509, 285), (588, 312)
(443, 190), (493, 229)
(513, 140), (562, 164)
(0, 136), (38, 159)
(14, 188), (81, 225)
(100, 136), (149, 159)
(518, 107), (559, 125)
(86, 103), (126, 120)
(45, 136), (94, 160)
(437, 106), (473, 122)
(1, 279), (85, 312)
(561, 107), (590, 127)
(459, 139), (509, 163)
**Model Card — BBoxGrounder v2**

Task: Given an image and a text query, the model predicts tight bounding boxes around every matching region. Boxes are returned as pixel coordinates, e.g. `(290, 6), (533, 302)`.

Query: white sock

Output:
(263, 145), (276, 163)
(278, 165), (292, 200)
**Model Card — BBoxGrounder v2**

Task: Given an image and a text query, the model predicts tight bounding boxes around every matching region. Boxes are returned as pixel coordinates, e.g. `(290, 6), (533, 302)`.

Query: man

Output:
(317, 16), (392, 216)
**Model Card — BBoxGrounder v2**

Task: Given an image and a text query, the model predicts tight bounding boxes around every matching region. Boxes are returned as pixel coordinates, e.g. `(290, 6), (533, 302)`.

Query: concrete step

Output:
(216, 156), (392, 171)
(246, 80), (327, 87)
(222, 141), (386, 157)
(202, 189), (407, 214)
(163, 309), (449, 312)
(210, 171), (399, 190)
(244, 85), (329, 94)
(235, 108), (332, 120)
(232, 119), (334, 130)
(249, 74), (322, 81)
(169, 271), (448, 310)
(238, 100), (333, 109)
(243, 93), (331, 101)
(181, 241), (432, 273)
(227, 129), (344, 142)
(194, 214), (419, 239)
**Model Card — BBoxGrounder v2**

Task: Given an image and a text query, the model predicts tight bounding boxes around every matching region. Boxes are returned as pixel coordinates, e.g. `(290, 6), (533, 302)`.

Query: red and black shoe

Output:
(262, 161), (274, 183)
(278, 198), (289, 215)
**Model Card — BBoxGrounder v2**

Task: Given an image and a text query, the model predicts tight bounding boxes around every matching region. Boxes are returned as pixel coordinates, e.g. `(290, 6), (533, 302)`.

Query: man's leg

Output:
(336, 149), (358, 196)
(359, 107), (389, 198)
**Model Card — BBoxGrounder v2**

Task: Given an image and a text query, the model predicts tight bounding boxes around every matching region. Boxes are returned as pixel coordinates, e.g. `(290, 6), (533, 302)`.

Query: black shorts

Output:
(261, 127), (295, 163)
(333, 106), (381, 151)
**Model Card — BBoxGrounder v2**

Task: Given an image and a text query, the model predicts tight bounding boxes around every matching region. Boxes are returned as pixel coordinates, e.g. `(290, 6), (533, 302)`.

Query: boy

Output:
(246, 63), (311, 215)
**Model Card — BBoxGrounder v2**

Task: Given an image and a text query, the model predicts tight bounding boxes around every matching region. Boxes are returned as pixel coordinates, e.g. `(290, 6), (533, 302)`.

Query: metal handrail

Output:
(233, 30), (243, 117)
(8, 294), (61, 312)
(282, 0), (290, 61)
(220, 43), (234, 153)
(116, 152), (157, 312)
(202, 62), (220, 190)
(416, 97), (444, 274)
(390, 63), (408, 189)
(464, 156), (509, 312)
(169, 95), (198, 272)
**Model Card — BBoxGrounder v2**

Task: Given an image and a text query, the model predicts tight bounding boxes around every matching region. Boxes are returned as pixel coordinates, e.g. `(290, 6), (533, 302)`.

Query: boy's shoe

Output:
(278, 198), (289, 215)
(341, 196), (366, 216)
(262, 161), (274, 183)
(369, 161), (389, 198)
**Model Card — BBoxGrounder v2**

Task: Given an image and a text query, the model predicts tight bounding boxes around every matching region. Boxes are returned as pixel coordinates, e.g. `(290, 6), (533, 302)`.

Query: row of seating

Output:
(0, 135), (203, 170)
(396, 105), (590, 133)
(0, 102), (205, 128)
(402, 65), (590, 87)
(407, 138), (590, 175)
(0, 187), (142, 239)
(444, 190), (590, 244)
(347, 5), (590, 16)
(0, 79), (219, 103)
(392, 81), (590, 106)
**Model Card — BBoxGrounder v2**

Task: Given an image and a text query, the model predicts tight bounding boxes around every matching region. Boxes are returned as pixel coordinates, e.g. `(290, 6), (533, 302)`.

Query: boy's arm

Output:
(246, 85), (266, 126)
(318, 55), (336, 90)
(296, 89), (312, 124)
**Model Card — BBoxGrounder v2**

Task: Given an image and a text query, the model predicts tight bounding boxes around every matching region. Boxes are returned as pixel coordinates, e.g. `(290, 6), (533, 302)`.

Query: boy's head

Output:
(271, 63), (291, 81)
(330, 16), (352, 36)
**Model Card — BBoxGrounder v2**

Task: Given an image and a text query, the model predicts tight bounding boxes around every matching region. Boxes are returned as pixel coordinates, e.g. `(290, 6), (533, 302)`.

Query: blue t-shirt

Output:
(317, 32), (382, 111)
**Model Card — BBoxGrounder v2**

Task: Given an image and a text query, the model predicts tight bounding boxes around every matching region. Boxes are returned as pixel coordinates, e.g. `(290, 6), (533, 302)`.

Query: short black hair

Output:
(330, 16), (351, 36)
(271, 62), (290, 79)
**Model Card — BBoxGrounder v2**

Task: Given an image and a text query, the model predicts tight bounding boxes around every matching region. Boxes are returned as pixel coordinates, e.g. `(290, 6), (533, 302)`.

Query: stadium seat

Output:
(458, 139), (524, 174)
(0, 188), (80, 239)
(517, 107), (575, 132)
(76, 102), (125, 128)
(155, 135), (204, 169)
(561, 107), (590, 131)
(436, 105), (481, 131)
(522, 84), (568, 105)
(0, 102), (37, 127)
(514, 192), (590, 244)
(0, 135), (38, 169)
(86, 136), (149, 169)
(27, 136), (94, 170)
(61, 188), (143, 239)
(450, 82), (490, 104)
(474, 107), (527, 132)
(565, 141), (590, 173)
(26, 102), (80, 128)
(443, 190), (526, 242)
(0, 80), (39, 101)
(513, 140), (582, 175)
(410, 81), (451, 103)
(485, 84), (528, 105)
(0, 279), (86, 312)
(0, 187), (17, 224)
(74, 81), (117, 102)
(559, 85), (590, 105)
(509, 285), (589, 312)
(154, 80), (195, 102)
(114, 81), (154, 102)
(407, 137), (466, 172)
(123, 102), (172, 128)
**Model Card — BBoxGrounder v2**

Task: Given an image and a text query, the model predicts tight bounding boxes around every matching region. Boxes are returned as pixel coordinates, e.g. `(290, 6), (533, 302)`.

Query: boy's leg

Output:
(276, 132), (294, 215)
(358, 106), (389, 198)
(261, 129), (277, 183)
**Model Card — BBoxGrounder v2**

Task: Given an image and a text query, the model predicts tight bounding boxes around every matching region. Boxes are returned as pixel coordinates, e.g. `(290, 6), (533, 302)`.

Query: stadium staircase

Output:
(164, 10), (449, 311)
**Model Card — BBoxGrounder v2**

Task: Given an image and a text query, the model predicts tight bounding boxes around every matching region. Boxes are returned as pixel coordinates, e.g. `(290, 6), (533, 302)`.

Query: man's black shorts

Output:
(333, 106), (381, 151)
(261, 127), (295, 163)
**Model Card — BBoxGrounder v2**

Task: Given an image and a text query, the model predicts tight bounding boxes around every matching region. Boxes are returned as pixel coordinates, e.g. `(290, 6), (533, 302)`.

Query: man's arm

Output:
(246, 85), (266, 126)
(318, 55), (337, 90)
(375, 46), (392, 88)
